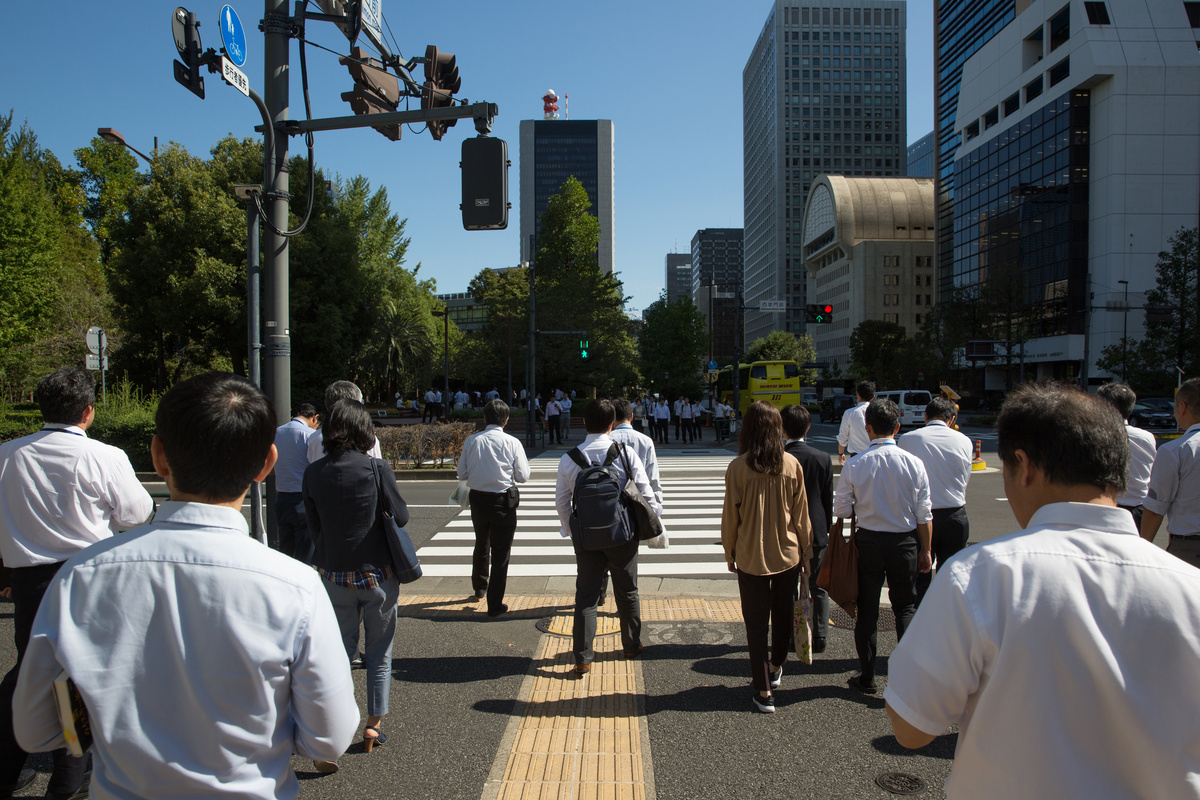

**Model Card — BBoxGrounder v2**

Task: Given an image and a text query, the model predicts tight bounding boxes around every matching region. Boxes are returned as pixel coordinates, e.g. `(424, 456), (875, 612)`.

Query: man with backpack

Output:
(555, 400), (661, 675)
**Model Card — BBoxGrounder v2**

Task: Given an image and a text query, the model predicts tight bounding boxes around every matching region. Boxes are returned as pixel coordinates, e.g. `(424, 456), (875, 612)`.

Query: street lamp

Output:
(97, 127), (156, 165)
(432, 308), (450, 419)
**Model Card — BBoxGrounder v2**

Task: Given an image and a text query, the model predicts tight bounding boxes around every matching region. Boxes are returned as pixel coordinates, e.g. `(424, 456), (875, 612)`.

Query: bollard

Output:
(971, 438), (987, 471)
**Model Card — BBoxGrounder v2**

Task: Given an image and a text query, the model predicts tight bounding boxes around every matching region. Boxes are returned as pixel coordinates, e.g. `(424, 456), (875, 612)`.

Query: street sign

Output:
(172, 7), (195, 60)
(220, 56), (250, 96)
(85, 355), (109, 371)
(708, 360), (718, 370)
(359, 0), (383, 51)
(760, 299), (786, 312)
(86, 327), (105, 355)
(219, 5), (247, 68)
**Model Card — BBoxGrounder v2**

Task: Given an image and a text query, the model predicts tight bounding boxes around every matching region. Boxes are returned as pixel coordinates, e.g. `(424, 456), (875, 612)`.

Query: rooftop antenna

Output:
(565, 93), (569, 119)
(542, 89), (559, 120)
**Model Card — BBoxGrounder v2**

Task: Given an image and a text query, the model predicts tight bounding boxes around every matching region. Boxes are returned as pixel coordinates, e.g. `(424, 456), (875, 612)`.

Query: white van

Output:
(875, 390), (932, 430)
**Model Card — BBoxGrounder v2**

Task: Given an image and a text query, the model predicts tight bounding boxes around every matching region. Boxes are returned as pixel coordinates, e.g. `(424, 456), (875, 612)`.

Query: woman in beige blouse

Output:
(721, 401), (813, 713)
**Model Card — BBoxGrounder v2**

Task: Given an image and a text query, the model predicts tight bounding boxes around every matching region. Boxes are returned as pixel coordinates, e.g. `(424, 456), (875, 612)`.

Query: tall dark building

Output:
(665, 253), (693, 304)
(691, 228), (745, 369)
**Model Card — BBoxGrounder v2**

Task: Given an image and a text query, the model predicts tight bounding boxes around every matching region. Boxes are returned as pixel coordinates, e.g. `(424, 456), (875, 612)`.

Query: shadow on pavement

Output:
(870, 732), (957, 760)
(393, 654), (530, 683)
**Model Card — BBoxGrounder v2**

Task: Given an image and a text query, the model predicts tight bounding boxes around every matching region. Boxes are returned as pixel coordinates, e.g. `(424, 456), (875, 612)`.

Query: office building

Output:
(519, 119), (615, 275)
(906, 130), (935, 178)
(665, 253), (693, 304)
(950, 0), (1200, 386)
(801, 176), (936, 369)
(742, 1), (907, 345)
(690, 228), (744, 298)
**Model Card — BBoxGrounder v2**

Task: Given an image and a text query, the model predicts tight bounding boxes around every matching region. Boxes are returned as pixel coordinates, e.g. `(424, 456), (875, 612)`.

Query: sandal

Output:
(364, 726), (388, 753)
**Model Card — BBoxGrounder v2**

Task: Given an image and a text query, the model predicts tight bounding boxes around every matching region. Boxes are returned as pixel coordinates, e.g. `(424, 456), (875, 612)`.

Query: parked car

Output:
(820, 394), (856, 423)
(1129, 404), (1176, 430)
(1139, 397), (1175, 414)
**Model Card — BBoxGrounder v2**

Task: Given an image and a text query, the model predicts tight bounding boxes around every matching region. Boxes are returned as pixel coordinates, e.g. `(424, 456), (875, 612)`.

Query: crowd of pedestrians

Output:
(1, 365), (1199, 797)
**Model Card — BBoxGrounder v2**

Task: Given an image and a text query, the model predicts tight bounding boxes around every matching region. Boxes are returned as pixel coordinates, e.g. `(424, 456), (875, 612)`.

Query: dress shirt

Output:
(273, 417), (317, 493)
(0, 425), (153, 568)
(690, 403), (706, 420)
(554, 433), (660, 538)
(833, 438), (932, 532)
(546, 400), (561, 417)
(884, 502), (1200, 799)
(653, 403), (671, 420)
(13, 501), (359, 800)
(672, 400), (683, 417)
(457, 425), (530, 493)
(837, 401), (871, 454)
(1119, 422), (1158, 506)
(1145, 423), (1200, 534)
(307, 429), (382, 463)
(561, 397), (572, 412)
(485, 390), (499, 401)
(897, 420), (973, 509)
(609, 424), (663, 506)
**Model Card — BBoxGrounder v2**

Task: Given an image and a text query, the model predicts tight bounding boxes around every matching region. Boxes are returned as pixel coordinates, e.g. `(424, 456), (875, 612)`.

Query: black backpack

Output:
(567, 444), (635, 550)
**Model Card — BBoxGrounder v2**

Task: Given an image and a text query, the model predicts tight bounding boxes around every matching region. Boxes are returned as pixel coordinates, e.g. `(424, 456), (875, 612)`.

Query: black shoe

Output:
(487, 604), (509, 617)
(473, 590), (486, 599)
(848, 674), (878, 694)
(769, 664), (783, 689)
(350, 652), (365, 668)
(45, 783), (89, 800)
(0, 769), (35, 798)
(812, 637), (827, 654)
(752, 692), (776, 713)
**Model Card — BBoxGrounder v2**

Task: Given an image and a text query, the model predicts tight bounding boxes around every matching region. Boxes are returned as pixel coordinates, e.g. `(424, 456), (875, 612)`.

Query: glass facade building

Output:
(665, 253), (693, 304)
(906, 130), (936, 178)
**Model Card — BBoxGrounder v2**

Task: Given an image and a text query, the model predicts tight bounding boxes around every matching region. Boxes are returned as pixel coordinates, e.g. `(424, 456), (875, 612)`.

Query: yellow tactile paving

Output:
(397, 594), (744, 622)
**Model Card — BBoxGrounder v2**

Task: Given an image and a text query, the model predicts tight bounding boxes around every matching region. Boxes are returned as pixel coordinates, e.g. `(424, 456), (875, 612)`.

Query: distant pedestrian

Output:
(781, 404), (832, 654)
(561, 394), (573, 441)
(653, 398), (671, 444)
(897, 396), (973, 606)
(885, 382), (1200, 798)
(837, 381), (874, 465)
(458, 400), (530, 615)
(422, 387), (436, 423)
(14, 372), (357, 795)
(722, 402), (812, 713)
(673, 396), (685, 441)
(1141, 377), (1200, 560)
(0, 367), (154, 798)
(546, 395), (564, 445)
(834, 398), (932, 694)
(273, 402), (320, 562)
(680, 397), (696, 443)
(308, 381), (382, 463)
(1096, 383), (1157, 533)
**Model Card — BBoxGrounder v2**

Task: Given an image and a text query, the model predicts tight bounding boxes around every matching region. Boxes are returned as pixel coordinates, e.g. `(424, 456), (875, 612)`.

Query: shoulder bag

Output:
(816, 515), (857, 618)
(615, 444), (665, 543)
(370, 458), (423, 583)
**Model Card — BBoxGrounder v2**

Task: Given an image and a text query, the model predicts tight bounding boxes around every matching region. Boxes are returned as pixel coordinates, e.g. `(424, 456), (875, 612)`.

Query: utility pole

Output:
(526, 250), (537, 447)
(263, 0), (291, 426)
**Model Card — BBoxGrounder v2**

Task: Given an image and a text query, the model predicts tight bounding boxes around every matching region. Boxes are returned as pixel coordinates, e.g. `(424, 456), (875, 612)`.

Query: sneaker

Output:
(769, 664), (783, 689)
(847, 674), (878, 694)
(752, 692), (776, 713)
(350, 652), (365, 669)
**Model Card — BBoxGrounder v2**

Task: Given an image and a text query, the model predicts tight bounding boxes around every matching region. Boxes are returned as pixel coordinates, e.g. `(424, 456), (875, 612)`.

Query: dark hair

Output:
(295, 402), (319, 419)
(1178, 377), (1200, 410)
(584, 399), (616, 433)
(739, 401), (785, 475)
(322, 399), (376, 454)
(155, 372), (276, 501)
(997, 382), (1127, 492)
(611, 398), (634, 422)
(864, 398), (900, 436)
(1096, 383), (1137, 420)
(323, 380), (363, 413)
(780, 404), (811, 440)
(35, 367), (96, 425)
(855, 380), (876, 401)
(483, 399), (510, 426)
(924, 396), (959, 423)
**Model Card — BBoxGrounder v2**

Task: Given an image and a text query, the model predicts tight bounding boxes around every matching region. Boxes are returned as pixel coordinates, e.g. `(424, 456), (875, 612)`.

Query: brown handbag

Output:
(817, 516), (858, 618)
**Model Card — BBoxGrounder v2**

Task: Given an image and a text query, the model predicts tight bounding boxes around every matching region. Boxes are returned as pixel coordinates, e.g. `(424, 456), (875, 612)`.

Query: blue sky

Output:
(1, 1), (933, 314)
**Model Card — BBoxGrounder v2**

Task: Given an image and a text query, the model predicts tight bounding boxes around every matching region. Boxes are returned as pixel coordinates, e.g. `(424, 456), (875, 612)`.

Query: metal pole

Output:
(99, 330), (107, 405)
(263, 0), (291, 427)
(245, 197), (265, 543)
(443, 312), (450, 417)
(527, 254), (537, 447)
(733, 285), (742, 418)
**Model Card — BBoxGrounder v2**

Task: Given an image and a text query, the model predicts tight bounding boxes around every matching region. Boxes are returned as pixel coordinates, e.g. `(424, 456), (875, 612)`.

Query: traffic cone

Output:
(971, 439), (987, 471)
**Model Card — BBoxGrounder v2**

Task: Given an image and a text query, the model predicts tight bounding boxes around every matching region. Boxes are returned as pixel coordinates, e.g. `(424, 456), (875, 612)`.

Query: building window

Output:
(915, 314), (922, 325)
(1187, 2), (1200, 27)
(1084, 2), (1110, 24)
(1049, 6), (1070, 51)
(1003, 92), (1020, 117)
(884, 275), (892, 286)
(965, 120), (980, 141)
(915, 295), (922, 305)
(1026, 75), (1044, 102)
(984, 107), (999, 130)
(926, 294), (932, 305)
(1049, 57), (1070, 87)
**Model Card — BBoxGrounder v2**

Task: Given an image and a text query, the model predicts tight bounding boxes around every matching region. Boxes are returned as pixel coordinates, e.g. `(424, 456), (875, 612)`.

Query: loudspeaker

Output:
(461, 137), (509, 230)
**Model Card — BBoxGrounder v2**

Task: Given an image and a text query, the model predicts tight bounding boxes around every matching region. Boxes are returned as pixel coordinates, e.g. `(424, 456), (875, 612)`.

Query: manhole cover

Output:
(536, 613), (621, 637)
(830, 605), (894, 630)
(644, 622), (736, 646)
(874, 772), (928, 795)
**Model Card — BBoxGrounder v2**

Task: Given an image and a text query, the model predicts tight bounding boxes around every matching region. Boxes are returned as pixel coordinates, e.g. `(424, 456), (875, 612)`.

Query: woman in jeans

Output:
(720, 401), (812, 713)
(304, 399), (407, 767)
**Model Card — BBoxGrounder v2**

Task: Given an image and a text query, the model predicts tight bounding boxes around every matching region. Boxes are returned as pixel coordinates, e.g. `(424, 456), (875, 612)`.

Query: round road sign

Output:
(219, 5), (247, 68)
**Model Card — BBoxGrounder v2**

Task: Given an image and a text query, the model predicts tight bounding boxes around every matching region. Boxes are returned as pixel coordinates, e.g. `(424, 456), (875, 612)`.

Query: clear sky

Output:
(1, 1), (933, 315)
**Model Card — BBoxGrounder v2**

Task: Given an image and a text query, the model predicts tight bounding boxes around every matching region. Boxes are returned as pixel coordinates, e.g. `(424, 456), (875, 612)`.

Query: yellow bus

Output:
(715, 360), (804, 417)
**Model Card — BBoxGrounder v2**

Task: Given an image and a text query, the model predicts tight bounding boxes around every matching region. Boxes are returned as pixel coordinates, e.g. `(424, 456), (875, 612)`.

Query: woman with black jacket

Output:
(303, 399), (408, 764)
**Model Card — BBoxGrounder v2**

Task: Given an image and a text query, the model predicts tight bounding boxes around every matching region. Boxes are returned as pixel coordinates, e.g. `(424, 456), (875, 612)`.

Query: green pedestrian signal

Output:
(580, 339), (589, 360)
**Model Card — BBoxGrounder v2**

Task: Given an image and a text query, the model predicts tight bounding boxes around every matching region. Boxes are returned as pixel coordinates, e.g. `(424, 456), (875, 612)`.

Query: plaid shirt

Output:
(318, 565), (392, 589)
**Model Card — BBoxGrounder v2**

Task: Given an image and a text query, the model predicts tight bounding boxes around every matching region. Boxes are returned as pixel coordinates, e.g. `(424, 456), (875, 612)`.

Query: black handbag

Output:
(370, 459), (422, 584)
(615, 444), (664, 542)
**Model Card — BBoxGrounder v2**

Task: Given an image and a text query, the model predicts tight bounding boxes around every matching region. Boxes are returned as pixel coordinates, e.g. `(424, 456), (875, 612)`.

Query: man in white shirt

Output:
(546, 395), (563, 445)
(837, 381), (875, 465)
(0, 367), (155, 798)
(1142, 378), (1200, 564)
(485, 387), (500, 402)
(897, 397), (973, 606)
(833, 398), (932, 694)
(560, 394), (573, 441)
(690, 400), (708, 442)
(653, 399), (672, 445)
(457, 401), (531, 616)
(1095, 382), (1157, 532)
(422, 387), (436, 423)
(885, 381), (1200, 799)
(609, 399), (665, 517)
(13, 371), (358, 798)
(672, 396), (685, 441)
(556, 401), (660, 673)
(307, 381), (382, 463)
(273, 402), (319, 562)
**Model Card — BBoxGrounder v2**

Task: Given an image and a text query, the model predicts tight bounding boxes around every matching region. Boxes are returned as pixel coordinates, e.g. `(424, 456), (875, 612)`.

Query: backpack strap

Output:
(602, 444), (621, 467)
(567, 447), (590, 469)
(615, 442), (635, 481)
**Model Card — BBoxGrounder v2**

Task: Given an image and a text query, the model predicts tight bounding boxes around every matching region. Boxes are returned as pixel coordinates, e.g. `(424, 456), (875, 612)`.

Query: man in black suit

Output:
(781, 404), (833, 653)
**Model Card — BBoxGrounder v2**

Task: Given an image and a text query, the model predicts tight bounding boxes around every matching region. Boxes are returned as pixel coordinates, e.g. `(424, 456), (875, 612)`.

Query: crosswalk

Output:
(416, 453), (736, 579)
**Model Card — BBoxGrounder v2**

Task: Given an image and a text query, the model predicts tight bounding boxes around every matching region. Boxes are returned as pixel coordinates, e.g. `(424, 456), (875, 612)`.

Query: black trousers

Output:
(681, 418), (695, 442)
(915, 506), (969, 606)
(737, 565), (801, 692)
(854, 528), (918, 683)
(808, 544), (829, 642)
(656, 419), (669, 444)
(469, 490), (518, 614)
(274, 491), (311, 563)
(573, 538), (640, 664)
(0, 562), (89, 793)
(632, 419), (644, 434)
(547, 415), (562, 444)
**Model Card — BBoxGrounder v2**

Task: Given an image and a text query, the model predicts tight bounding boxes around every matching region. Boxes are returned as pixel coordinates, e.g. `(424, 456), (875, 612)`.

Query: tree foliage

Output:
(849, 319), (913, 389)
(640, 293), (708, 398)
(745, 330), (818, 384)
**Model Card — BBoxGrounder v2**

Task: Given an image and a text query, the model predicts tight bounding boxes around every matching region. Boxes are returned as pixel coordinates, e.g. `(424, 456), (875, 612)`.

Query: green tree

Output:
(460, 266), (531, 393)
(74, 138), (142, 265)
(849, 319), (913, 388)
(745, 330), (818, 384)
(640, 293), (707, 398)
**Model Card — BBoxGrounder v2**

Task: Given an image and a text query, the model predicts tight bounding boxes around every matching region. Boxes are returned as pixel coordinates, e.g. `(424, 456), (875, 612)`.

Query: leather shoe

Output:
(487, 604), (509, 617)
(0, 769), (35, 798)
(812, 637), (827, 654)
(623, 645), (644, 659)
(45, 782), (89, 800)
(473, 590), (486, 599)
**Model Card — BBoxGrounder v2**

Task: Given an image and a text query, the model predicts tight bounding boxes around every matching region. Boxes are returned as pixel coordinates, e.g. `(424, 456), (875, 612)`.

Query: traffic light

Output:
(171, 7), (206, 99)
(422, 45), (461, 140)
(339, 47), (401, 141)
(805, 304), (834, 324)
(461, 136), (510, 230)
(580, 339), (589, 360)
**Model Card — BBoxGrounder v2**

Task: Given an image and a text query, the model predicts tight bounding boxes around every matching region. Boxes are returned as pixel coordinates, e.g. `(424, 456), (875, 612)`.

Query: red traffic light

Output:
(823, 305), (833, 313)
